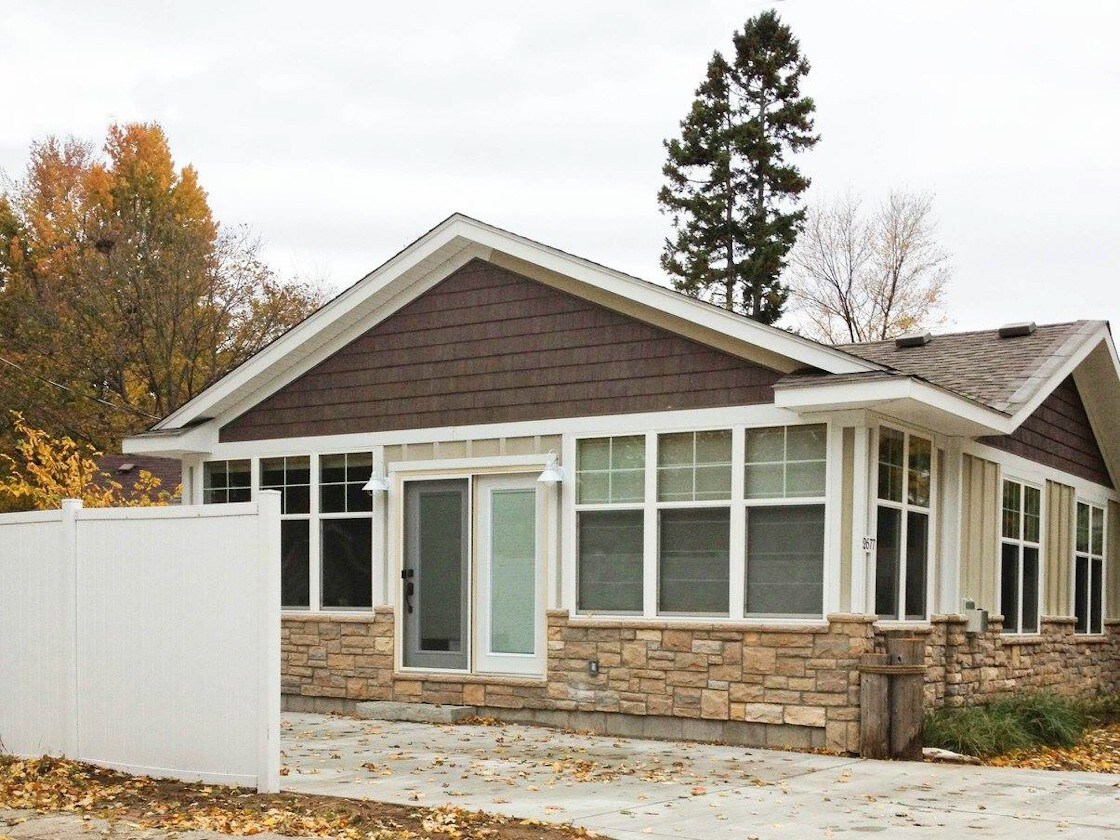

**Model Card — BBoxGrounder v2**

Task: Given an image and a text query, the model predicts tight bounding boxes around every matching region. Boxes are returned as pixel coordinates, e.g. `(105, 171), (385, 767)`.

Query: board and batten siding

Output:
(980, 376), (1112, 488)
(1110, 499), (1120, 620)
(959, 453), (1001, 613)
(1044, 480), (1075, 617)
(221, 259), (783, 442)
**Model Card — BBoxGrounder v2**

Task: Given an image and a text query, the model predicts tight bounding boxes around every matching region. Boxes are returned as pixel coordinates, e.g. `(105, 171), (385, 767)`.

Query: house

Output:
(123, 214), (1120, 753)
(94, 454), (183, 499)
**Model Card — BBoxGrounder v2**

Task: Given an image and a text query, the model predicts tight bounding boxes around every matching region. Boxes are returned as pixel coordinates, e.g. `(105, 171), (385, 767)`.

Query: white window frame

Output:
(999, 477), (1043, 635)
(1074, 500), (1107, 635)
(655, 429), (735, 618)
(871, 423), (937, 623)
(317, 451), (376, 612)
(569, 419), (834, 623)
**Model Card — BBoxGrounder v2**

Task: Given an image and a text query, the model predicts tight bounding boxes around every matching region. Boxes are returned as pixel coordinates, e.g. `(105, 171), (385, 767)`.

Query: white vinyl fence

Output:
(0, 493), (280, 791)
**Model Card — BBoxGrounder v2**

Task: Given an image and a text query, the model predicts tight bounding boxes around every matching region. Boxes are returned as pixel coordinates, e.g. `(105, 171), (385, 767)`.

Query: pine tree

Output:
(658, 10), (818, 324)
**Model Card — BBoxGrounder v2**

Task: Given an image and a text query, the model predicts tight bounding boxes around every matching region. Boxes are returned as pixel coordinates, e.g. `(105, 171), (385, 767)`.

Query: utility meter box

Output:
(962, 599), (989, 634)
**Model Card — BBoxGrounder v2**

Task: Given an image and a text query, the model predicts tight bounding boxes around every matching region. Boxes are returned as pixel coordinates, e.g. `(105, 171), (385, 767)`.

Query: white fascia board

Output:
(143, 214), (880, 438)
(774, 376), (1013, 436)
(121, 423), (217, 457)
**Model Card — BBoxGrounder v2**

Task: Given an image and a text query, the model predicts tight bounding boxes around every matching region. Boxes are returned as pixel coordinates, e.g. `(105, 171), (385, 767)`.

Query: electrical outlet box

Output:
(587, 659), (599, 676)
(962, 599), (989, 634)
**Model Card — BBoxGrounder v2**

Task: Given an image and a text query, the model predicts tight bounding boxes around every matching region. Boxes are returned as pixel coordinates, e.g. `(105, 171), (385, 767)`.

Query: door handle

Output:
(405, 579), (415, 614)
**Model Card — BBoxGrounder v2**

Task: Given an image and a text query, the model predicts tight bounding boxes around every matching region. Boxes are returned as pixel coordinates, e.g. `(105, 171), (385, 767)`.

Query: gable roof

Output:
(126, 213), (881, 446)
(836, 321), (1105, 415)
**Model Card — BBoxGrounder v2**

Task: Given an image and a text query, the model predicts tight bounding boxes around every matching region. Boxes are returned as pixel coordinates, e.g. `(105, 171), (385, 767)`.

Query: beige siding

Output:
(1109, 500), (1120, 619)
(959, 454), (1000, 612)
(839, 428), (854, 613)
(1044, 481), (1075, 616)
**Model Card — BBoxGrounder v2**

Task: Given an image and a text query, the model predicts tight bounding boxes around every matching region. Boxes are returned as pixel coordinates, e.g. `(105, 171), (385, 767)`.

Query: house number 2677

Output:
(862, 537), (877, 552)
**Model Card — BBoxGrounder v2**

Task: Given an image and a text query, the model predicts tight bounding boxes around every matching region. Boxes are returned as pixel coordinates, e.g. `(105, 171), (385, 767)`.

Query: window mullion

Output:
(642, 433), (657, 618)
(309, 452), (321, 612)
(729, 426), (746, 620)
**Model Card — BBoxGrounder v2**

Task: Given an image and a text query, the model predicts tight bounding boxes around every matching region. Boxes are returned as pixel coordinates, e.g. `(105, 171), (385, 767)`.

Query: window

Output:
(1075, 501), (1105, 635)
(203, 460), (251, 504)
(745, 425), (826, 499)
(1000, 480), (1041, 634)
(260, 457), (312, 609)
(744, 425), (826, 617)
(657, 431), (732, 615)
(319, 453), (374, 610)
(575, 425), (830, 620)
(576, 436), (644, 612)
(874, 428), (932, 620)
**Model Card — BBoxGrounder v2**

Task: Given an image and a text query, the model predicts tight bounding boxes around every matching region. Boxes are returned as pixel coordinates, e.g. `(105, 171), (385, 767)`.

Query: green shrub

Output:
(924, 693), (1089, 757)
(1078, 693), (1120, 724)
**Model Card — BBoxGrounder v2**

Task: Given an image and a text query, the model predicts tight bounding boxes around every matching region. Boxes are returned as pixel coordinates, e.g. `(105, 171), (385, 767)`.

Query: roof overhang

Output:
(774, 374), (1015, 437)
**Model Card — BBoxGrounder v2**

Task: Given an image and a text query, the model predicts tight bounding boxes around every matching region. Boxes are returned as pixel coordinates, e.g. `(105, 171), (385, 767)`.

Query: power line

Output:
(0, 354), (161, 421)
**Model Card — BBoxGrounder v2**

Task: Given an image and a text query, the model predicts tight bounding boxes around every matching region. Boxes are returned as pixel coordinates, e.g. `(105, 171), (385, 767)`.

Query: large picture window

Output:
(1000, 479), (1041, 634)
(575, 424), (829, 620)
(1074, 501), (1105, 635)
(576, 436), (645, 613)
(874, 427), (932, 621)
(744, 425), (826, 617)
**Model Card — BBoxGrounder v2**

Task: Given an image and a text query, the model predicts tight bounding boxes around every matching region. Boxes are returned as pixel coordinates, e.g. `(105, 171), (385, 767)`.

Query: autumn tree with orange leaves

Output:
(0, 123), (325, 455)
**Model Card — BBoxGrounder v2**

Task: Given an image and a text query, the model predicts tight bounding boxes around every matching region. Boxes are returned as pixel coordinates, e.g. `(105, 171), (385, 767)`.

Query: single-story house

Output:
(124, 214), (1120, 752)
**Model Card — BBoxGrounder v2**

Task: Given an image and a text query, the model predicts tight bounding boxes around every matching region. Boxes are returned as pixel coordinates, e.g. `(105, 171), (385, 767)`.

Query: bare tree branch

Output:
(785, 190), (950, 344)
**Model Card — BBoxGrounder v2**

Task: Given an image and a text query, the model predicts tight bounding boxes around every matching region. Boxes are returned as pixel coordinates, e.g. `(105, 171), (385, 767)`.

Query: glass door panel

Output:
(403, 479), (469, 670)
(474, 474), (544, 675)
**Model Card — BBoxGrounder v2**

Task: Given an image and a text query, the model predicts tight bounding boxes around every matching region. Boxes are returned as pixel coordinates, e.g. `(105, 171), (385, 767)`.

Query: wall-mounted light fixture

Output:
(363, 469), (391, 494)
(537, 451), (564, 484)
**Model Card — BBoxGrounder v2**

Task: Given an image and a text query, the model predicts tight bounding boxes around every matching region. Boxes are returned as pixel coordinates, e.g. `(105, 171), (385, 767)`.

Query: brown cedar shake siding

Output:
(221, 259), (783, 441)
(980, 376), (1112, 488)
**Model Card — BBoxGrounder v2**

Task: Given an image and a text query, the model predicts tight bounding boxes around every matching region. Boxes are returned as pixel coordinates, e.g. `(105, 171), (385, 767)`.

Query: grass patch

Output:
(925, 693), (1089, 757)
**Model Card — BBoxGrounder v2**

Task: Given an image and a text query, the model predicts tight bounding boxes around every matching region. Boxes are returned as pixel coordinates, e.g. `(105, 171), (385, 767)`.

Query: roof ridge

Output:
(835, 320), (1094, 349)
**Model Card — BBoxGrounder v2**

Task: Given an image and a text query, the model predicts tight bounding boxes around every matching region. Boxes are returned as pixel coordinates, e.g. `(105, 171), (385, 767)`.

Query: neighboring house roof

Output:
(835, 321), (1105, 415)
(95, 455), (181, 496)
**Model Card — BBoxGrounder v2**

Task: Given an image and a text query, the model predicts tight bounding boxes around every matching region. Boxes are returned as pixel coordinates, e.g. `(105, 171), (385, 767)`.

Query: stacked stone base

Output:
(922, 616), (1120, 708)
(282, 610), (874, 752)
(281, 610), (1120, 754)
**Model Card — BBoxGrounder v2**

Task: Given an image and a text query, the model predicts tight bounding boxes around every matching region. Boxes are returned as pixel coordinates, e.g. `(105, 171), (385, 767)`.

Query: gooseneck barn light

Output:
(537, 452), (564, 484)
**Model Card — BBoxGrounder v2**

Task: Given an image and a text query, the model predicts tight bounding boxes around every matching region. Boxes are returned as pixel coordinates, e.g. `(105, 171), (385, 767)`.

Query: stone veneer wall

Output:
(282, 610), (876, 752)
(921, 616), (1120, 708)
(281, 611), (1120, 754)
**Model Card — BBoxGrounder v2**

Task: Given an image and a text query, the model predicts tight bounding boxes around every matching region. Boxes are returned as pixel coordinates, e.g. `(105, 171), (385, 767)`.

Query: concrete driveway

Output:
(281, 712), (1120, 839)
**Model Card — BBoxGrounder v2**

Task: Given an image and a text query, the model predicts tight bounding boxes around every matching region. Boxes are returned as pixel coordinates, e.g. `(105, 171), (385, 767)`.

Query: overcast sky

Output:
(4, 0), (1118, 334)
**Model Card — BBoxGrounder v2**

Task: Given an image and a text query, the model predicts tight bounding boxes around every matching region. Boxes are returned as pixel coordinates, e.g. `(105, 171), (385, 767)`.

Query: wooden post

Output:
(859, 653), (890, 759)
(886, 636), (925, 761)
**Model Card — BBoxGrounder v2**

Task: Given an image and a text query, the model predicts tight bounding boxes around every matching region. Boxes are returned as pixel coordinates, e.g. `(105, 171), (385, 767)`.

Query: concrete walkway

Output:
(282, 712), (1120, 839)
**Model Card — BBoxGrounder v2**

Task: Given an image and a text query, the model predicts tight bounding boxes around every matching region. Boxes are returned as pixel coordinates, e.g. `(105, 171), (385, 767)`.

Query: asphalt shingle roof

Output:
(833, 321), (1104, 414)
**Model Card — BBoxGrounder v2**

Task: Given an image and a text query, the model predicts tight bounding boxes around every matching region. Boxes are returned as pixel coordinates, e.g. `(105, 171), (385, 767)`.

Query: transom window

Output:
(202, 460), (251, 504)
(575, 424), (828, 620)
(1000, 479), (1041, 634)
(1074, 501), (1105, 635)
(874, 427), (933, 621)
